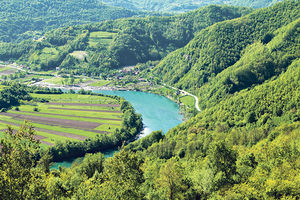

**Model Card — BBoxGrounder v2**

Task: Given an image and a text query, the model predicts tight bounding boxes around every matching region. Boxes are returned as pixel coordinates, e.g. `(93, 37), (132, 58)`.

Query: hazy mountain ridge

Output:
(100, 0), (283, 12)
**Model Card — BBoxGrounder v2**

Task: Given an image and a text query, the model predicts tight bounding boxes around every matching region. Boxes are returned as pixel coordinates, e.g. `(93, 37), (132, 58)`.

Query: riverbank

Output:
(30, 78), (199, 120)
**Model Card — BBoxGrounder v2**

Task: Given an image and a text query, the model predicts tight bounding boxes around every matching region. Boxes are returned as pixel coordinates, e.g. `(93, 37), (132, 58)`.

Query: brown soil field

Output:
(47, 102), (120, 107)
(41, 141), (54, 146)
(1, 113), (101, 129)
(0, 120), (87, 140)
(19, 111), (122, 121)
(48, 107), (122, 113)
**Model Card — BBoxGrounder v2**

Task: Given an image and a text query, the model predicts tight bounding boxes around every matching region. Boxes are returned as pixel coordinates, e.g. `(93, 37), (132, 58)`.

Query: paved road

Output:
(163, 83), (200, 112)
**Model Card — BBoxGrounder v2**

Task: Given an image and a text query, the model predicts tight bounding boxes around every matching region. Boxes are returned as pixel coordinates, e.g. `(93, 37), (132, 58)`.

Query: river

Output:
(51, 90), (183, 169)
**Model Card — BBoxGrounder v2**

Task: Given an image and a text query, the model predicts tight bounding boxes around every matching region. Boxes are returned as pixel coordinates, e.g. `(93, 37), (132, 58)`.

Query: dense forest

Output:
(153, 0), (299, 104)
(0, 0), (299, 199)
(100, 0), (282, 12)
(0, 0), (142, 43)
(0, 5), (251, 75)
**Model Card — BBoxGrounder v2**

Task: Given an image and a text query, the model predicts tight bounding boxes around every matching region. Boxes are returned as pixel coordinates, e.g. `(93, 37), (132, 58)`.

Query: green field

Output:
(42, 77), (91, 85)
(0, 66), (11, 72)
(28, 47), (59, 64)
(0, 93), (122, 147)
(88, 31), (117, 47)
(70, 51), (88, 60)
(180, 95), (195, 109)
(88, 80), (111, 87)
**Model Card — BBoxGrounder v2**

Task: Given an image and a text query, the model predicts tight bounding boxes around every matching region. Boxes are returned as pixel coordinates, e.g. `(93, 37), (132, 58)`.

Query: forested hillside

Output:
(100, 0), (282, 12)
(0, 5), (251, 75)
(0, 0), (141, 43)
(0, 1), (299, 199)
(0, 19), (299, 200)
(153, 0), (299, 107)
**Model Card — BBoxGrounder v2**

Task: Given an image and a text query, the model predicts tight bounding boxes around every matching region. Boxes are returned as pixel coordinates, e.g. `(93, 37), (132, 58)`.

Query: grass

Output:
(89, 31), (117, 47)
(180, 95), (195, 108)
(88, 80), (111, 87)
(9, 109), (122, 123)
(16, 74), (55, 83)
(0, 66), (11, 72)
(70, 51), (88, 60)
(28, 47), (60, 67)
(42, 77), (91, 85)
(0, 93), (124, 148)
(95, 124), (121, 133)
(31, 93), (119, 104)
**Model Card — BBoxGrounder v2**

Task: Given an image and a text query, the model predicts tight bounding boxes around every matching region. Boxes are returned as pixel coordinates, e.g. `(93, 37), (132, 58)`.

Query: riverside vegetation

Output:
(0, 0), (299, 199)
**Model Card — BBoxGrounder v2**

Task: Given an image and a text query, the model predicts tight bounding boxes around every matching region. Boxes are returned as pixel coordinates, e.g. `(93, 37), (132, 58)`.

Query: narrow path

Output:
(163, 83), (200, 112)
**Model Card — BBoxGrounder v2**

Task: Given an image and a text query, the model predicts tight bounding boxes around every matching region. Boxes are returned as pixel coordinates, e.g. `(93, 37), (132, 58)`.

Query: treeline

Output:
(0, 5), (252, 75)
(0, 83), (31, 111)
(0, 0), (141, 43)
(101, 0), (282, 12)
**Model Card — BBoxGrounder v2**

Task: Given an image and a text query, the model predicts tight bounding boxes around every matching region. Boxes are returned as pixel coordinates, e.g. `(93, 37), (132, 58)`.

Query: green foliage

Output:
(153, 0), (299, 99)
(0, 5), (251, 74)
(0, 122), (49, 199)
(0, 0), (141, 43)
(0, 83), (31, 110)
(0, 1), (298, 199)
(99, 149), (144, 199)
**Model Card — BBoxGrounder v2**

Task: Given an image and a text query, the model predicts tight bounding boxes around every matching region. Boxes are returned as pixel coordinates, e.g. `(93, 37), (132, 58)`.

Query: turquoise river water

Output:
(51, 90), (183, 169)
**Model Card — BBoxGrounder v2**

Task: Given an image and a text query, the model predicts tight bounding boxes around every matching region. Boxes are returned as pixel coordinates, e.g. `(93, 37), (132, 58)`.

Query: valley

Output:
(0, 0), (299, 199)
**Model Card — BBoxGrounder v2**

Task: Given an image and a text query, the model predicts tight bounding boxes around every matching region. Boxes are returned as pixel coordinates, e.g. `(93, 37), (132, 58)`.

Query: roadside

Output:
(162, 83), (200, 112)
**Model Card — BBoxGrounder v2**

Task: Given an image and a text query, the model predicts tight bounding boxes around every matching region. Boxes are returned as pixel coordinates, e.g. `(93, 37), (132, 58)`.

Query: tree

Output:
(0, 122), (41, 199)
(155, 158), (188, 200)
(99, 148), (144, 200)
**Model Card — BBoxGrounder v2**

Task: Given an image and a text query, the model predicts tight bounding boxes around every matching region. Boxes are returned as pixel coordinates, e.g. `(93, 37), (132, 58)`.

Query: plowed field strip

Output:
(19, 111), (122, 121)
(0, 120), (87, 140)
(48, 107), (122, 113)
(47, 102), (120, 107)
(1, 113), (101, 129)
(41, 141), (54, 146)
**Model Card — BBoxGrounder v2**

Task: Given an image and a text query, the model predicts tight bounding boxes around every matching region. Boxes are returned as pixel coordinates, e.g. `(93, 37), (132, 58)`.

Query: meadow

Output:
(0, 93), (123, 147)
(88, 31), (117, 47)
(180, 95), (195, 109)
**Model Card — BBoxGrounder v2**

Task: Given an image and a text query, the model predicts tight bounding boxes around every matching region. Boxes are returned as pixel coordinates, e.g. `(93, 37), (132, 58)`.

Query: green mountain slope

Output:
(0, 5), (251, 75)
(0, 1), (299, 199)
(0, 0), (141, 43)
(153, 0), (299, 102)
(100, 0), (282, 12)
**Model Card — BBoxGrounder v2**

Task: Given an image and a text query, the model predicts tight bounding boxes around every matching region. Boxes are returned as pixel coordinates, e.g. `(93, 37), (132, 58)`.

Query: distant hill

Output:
(0, 5), (251, 75)
(0, 0), (141, 43)
(100, 0), (283, 12)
